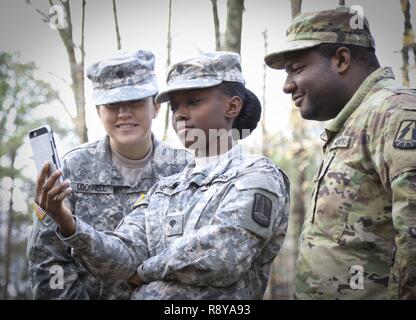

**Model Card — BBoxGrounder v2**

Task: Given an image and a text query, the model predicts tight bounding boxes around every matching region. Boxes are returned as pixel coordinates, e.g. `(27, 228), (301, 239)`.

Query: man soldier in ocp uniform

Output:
(265, 7), (416, 299)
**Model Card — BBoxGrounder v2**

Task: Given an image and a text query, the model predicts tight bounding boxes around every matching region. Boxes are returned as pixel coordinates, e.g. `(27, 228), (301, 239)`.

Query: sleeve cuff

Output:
(137, 263), (157, 283)
(55, 217), (93, 252)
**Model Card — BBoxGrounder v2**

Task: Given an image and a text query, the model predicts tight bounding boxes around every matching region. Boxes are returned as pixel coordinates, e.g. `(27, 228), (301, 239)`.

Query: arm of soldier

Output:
(388, 171), (416, 299)
(370, 98), (416, 299)
(37, 162), (151, 282)
(137, 166), (289, 287)
(59, 204), (150, 282)
(28, 162), (90, 299)
(58, 187), (155, 283)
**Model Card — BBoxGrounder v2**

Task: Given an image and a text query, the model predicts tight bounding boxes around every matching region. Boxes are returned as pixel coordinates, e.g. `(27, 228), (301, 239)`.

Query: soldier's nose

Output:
(174, 105), (190, 122)
(283, 76), (296, 94)
(118, 104), (132, 116)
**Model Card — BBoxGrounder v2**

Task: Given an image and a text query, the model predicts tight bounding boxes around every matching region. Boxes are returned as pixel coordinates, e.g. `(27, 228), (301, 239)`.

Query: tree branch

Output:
(55, 95), (75, 121)
(211, 0), (221, 50)
(291, 0), (302, 18)
(163, 0), (173, 141)
(81, 0), (86, 67)
(261, 29), (268, 156)
(25, 0), (50, 22)
(112, 0), (122, 50)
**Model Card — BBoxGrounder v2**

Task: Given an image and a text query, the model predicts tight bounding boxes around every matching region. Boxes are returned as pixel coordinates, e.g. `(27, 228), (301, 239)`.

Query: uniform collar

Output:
(185, 144), (244, 187)
(322, 67), (395, 144)
(91, 134), (161, 187)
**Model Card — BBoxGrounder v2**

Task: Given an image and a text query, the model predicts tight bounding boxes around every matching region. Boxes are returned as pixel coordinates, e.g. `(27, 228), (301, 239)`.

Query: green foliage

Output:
(0, 51), (69, 299)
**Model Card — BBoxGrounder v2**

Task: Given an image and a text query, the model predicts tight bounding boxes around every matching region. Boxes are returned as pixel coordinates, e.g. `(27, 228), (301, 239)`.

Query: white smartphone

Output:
(29, 125), (63, 183)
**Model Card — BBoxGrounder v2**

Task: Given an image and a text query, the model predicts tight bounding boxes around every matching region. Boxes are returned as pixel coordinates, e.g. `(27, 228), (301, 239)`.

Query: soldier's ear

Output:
(153, 102), (161, 118)
(333, 47), (351, 74)
(152, 96), (160, 119)
(225, 96), (242, 121)
(96, 106), (102, 118)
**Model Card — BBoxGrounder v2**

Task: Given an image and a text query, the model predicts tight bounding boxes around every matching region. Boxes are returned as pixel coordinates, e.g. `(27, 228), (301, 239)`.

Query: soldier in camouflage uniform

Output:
(27, 50), (191, 299)
(34, 52), (290, 299)
(265, 7), (416, 299)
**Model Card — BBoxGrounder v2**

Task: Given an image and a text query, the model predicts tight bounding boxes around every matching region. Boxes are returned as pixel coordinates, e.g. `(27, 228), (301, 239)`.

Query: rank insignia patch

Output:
(252, 193), (272, 227)
(393, 120), (416, 149)
(133, 193), (146, 208)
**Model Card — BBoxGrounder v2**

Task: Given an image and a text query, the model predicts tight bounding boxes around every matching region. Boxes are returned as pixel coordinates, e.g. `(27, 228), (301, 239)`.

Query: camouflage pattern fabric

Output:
(87, 50), (158, 105)
(265, 6), (375, 69)
(27, 135), (191, 299)
(295, 67), (416, 299)
(58, 145), (290, 299)
(156, 52), (245, 103)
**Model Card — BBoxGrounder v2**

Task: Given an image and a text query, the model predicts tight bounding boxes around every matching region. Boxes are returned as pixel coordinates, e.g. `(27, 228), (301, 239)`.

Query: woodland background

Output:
(0, 0), (415, 299)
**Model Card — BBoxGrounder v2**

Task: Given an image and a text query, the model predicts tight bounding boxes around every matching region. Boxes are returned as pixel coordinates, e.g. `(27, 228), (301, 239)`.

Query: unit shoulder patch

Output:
(393, 120), (416, 149)
(251, 193), (272, 228)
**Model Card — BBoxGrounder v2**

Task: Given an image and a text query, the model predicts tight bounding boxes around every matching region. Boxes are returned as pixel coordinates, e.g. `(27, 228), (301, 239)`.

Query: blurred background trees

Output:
(0, 52), (68, 298)
(0, 0), (413, 299)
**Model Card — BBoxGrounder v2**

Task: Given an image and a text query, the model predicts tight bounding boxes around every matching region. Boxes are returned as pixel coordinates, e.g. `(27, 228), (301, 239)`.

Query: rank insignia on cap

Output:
(251, 193), (272, 227)
(393, 120), (416, 149)
(133, 193), (146, 207)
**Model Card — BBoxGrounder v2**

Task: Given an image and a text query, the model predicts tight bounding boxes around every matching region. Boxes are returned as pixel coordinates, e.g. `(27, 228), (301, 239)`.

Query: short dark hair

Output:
(217, 81), (262, 140)
(317, 43), (380, 71)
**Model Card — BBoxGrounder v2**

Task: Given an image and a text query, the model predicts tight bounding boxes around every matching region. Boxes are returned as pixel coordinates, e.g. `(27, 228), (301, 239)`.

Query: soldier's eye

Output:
(292, 65), (304, 74)
(169, 102), (178, 112)
(188, 99), (202, 106)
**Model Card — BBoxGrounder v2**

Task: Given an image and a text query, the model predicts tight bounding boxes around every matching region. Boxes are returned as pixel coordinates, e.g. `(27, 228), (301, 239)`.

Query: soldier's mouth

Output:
(293, 94), (305, 107)
(116, 124), (138, 129)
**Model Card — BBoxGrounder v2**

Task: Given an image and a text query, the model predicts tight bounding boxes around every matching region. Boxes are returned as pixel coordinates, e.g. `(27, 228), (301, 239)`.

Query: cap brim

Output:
(93, 82), (158, 105)
(155, 79), (223, 103)
(264, 40), (323, 69)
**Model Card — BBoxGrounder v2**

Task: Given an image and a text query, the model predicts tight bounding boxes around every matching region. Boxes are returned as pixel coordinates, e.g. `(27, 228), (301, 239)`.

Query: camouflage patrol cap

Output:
(155, 52), (245, 103)
(87, 50), (158, 105)
(264, 7), (376, 69)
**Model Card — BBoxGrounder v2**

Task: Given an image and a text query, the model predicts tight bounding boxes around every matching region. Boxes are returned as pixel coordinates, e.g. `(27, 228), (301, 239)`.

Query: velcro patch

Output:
(329, 136), (354, 150)
(393, 120), (416, 149)
(251, 193), (272, 227)
(164, 214), (184, 237)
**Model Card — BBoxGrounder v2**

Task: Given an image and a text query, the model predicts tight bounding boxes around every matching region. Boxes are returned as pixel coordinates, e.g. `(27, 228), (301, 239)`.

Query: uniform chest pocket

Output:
(313, 155), (365, 243)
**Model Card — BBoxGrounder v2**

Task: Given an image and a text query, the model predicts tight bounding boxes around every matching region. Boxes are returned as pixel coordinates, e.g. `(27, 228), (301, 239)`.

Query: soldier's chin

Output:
(299, 106), (319, 121)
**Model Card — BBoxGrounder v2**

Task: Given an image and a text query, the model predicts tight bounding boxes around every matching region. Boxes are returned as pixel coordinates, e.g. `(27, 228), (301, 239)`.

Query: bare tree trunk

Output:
(224, 0), (244, 54)
(211, 0), (221, 50)
(400, 0), (416, 86)
(261, 29), (269, 157)
(2, 150), (16, 300)
(27, 0), (88, 143)
(265, 0), (306, 300)
(339, 0), (346, 5)
(112, 0), (122, 50)
(289, 0), (305, 226)
(291, 0), (302, 18)
(49, 0), (87, 143)
(162, 0), (173, 141)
